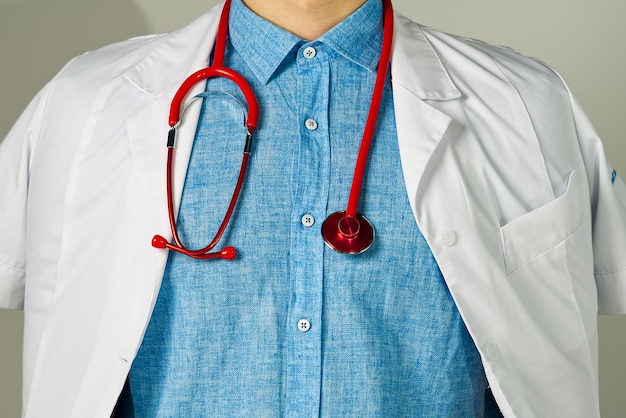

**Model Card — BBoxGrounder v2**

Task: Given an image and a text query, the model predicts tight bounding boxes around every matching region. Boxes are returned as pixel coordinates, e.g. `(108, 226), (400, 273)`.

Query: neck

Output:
(242, 0), (368, 40)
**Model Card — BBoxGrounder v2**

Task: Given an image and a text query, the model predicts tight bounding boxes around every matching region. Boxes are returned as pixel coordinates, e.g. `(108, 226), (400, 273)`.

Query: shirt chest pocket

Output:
(499, 171), (583, 273)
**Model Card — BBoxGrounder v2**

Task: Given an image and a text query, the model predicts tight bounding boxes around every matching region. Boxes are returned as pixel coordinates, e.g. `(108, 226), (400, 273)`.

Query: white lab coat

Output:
(1, 4), (625, 417)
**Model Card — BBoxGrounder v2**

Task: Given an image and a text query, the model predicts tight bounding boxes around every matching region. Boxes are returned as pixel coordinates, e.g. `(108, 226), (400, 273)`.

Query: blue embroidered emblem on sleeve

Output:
(611, 169), (617, 185)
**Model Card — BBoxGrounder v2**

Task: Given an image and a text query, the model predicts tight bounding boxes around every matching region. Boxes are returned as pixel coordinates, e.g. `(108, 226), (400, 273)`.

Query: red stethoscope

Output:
(152, 0), (394, 259)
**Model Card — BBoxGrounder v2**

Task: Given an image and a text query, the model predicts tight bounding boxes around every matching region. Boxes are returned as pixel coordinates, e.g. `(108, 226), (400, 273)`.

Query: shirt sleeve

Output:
(0, 83), (51, 310)
(570, 95), (626, 314)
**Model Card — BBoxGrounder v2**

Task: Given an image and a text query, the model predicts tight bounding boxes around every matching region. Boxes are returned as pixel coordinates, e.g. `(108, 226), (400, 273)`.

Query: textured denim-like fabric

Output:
(126, 0), (490, 416)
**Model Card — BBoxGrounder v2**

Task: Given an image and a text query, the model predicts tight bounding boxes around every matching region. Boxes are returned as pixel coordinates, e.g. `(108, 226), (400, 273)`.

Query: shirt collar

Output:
(228, 0), (384, 84)
(318, 0), (384, 73)
(228, 0), (302, 85)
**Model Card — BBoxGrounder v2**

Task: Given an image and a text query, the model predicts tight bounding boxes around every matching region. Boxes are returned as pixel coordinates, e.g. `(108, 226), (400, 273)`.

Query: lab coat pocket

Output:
(500, 171), (582, 273)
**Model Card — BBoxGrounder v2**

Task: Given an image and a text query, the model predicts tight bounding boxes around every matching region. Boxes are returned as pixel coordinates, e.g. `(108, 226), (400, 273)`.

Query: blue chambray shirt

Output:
(124, 0), (493, 416)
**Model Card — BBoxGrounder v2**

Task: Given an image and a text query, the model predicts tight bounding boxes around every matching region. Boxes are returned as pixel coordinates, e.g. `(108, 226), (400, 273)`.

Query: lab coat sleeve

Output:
(0, 82), (51, 309)
(571, 94), (626, 314)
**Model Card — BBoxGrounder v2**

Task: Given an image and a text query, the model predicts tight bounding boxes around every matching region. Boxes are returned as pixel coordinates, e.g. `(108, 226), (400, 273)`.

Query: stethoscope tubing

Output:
(153, 0), (395, 259)
(320, 0), (393, 254)
(169, 66), (258, 132)
(345, 0), (393, 218)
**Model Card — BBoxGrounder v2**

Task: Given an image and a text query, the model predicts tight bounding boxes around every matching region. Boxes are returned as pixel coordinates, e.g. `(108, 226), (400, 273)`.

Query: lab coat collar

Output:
(124, 5), (227, 99)
(390, 14), (461, 101)
(123, 6), (462, 103)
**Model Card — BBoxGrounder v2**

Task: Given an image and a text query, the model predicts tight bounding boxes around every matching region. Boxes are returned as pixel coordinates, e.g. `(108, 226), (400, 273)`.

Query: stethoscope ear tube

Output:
(151, 143), (251, 260)
(151, 0), (260, 261)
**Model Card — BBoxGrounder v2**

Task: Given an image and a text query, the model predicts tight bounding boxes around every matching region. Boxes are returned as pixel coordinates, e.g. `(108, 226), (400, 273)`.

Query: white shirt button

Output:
(484, 341), (500, 360)
(298, 319), (311, 332)
(305, 118), (318, 131)
(303, 46), (317, 59)
(301, 214), (315, 227)
(438, 229), (457, 247)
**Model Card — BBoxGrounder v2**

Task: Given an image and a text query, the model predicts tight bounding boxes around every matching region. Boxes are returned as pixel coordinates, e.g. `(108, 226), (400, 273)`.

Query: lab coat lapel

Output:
(124, 7), (222, 290)
(390, 14), (461, 217)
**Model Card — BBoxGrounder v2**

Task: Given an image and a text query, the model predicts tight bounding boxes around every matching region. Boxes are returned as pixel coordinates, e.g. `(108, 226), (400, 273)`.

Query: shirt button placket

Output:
(286, 41), (328, 417)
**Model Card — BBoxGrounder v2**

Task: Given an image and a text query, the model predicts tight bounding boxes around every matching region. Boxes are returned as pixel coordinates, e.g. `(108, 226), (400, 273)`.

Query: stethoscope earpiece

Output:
(152, 234), (237, 260)
(152, 235), (169, 249)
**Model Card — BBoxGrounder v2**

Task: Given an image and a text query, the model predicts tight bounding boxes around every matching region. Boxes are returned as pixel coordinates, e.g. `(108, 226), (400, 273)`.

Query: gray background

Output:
(1, 0), (624, 416)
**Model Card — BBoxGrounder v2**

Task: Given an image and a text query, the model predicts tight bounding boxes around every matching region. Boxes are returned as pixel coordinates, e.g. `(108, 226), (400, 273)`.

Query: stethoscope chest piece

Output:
(321, 211), (375, 254)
